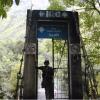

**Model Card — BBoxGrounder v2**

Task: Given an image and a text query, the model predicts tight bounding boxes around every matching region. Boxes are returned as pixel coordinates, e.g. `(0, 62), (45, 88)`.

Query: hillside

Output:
(0, 0), (31, 41)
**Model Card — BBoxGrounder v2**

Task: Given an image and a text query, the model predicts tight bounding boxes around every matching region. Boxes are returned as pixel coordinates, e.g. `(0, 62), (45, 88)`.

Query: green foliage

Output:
(48, 1), (100, 98)
(48, 0), (65, 10)
(83, 12), (94, 30)
(0, 0), (20, 18)
(0, 0), (13, 18)
(96, 73), (100, 94)
(49, 0), (100, 13)
(0, 40), (24, 98)
(54, 40), (67, 56)
(48, 0), (100, 66)
(62, 0), (77, 7)
(0, 0), (99, 98)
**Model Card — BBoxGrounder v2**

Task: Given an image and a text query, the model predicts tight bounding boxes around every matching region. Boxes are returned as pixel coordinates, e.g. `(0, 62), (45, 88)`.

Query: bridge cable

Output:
(72, 12), (98, 99)
(14, 48), (24, 99)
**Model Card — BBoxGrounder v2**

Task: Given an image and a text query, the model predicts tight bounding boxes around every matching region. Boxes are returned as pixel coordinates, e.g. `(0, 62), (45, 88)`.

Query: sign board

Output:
(32, 10), (69, 19)
(37, 24), (68, 39)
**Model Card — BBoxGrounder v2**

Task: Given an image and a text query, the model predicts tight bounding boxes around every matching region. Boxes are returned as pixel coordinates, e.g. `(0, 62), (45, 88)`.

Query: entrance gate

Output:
(37, 39), (68, 99)
(23, 10), (83, 99)
(53, 40), (68, 99)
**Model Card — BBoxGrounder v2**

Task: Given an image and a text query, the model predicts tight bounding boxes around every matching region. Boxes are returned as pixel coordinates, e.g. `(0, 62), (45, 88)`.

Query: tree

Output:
(48, 0), (100, 65)
(0, 40), (24, 99)
(0, 0), (20, 18)
(48, 0), (100, 96)
(48, 0), (100, 14)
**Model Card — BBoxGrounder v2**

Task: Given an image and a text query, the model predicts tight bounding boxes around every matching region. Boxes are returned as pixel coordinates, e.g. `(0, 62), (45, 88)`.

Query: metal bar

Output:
(67, 23), (70, 99)
(52, 38), (55, 99)
(34, 20), (68, 22)
(52, 38), (54, 68)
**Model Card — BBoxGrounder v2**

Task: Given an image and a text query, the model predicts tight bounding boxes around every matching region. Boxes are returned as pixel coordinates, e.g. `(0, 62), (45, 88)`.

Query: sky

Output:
(9, 0), (49, 16)
(32, 0), (49, 10)
(0, 0), (50, 40)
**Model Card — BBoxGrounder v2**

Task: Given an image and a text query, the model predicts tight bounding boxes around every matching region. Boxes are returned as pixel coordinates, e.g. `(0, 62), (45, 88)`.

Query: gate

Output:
(22, 10), (83, 99)
(53, 40), (68, 99)
(37, 39), (68, 99)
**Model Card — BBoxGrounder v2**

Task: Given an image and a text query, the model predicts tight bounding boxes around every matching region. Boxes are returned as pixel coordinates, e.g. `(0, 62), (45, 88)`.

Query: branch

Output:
(97, 0), (100, 7)
(87, 0), (100, 14)
(91, 0), (100, 14)
(93, 5), (100, 14)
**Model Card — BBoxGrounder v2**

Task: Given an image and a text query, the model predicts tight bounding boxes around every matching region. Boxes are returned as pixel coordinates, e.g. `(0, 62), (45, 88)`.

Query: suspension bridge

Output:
(14, 10), (99, 100)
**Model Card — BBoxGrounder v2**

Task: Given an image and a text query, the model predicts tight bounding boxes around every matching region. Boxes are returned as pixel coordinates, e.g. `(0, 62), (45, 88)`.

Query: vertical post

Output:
(23, 10), (37, 99)
(67, 25), (71, 99)
(52, 39), (54, 68)
(52, 38), (54, 99)
(68, 12), (83, 99)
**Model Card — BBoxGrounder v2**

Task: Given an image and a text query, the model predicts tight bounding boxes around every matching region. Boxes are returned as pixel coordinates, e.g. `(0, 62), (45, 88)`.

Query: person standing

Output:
(38, 60), (54, 99)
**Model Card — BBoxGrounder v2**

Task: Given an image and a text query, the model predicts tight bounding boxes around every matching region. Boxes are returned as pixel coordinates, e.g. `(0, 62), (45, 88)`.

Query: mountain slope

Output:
(0, 0), (31, 41)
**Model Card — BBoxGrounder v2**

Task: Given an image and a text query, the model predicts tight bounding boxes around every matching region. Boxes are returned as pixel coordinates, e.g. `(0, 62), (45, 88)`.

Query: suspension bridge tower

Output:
(22, 10), (83, 99)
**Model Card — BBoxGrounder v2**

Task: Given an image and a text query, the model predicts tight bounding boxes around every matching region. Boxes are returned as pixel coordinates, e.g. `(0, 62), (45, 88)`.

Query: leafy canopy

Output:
(48, 0), (100, 65)
(48, 0), (100, 14)
(0, 0), (20, 18)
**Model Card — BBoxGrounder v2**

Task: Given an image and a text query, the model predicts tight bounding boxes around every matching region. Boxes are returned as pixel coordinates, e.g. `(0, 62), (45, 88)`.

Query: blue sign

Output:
(37, 25), (68, 39)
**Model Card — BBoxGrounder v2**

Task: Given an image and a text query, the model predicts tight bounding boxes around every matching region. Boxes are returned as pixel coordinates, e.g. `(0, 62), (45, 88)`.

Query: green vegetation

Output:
(0, 40), (24, 98)
(0, 0), (100, 99)
(48, 0), (100, 97)
(48, 0), (100, 66)
(0, 0), (20, 18)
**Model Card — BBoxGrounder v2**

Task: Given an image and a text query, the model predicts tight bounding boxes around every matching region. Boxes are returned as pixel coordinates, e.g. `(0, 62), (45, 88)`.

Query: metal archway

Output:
(22, 10), (83, 99)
